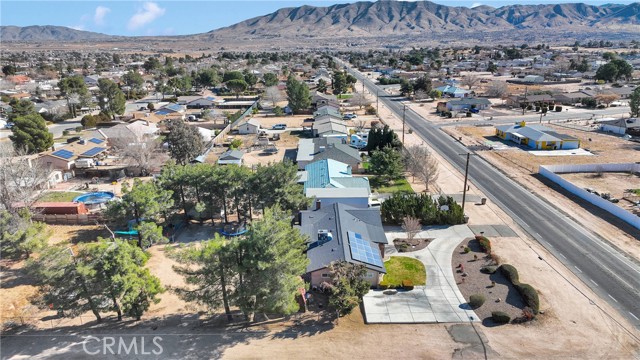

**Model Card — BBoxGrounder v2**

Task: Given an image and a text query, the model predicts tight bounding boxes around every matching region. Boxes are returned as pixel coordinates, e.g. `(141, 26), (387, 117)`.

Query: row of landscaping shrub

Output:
(381, 193), (465, 225)
(499, 264), (540, 314)
(476, 235), (492, 254)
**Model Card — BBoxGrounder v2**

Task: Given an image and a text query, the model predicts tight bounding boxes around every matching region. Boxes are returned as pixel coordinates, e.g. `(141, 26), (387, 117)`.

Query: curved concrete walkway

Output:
(362, 225), (479, 324)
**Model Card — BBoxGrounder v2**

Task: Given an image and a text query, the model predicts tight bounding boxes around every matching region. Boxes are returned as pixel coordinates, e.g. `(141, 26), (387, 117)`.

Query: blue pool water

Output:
(73, 191), (116, 205)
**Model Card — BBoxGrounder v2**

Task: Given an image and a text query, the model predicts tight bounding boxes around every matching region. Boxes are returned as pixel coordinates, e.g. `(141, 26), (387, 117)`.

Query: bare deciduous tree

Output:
(350, 92), (371, 109)
(401, 216), (422, 243)
(414, 89), (428, 101)
(111, 138), (168, 175)
(0, 142), (51, 213)
(405, 145), (439, 192)
(264, 86), (284, 107)
(461, 74), (480, 90)
(485, 81), (509, 98)
(354, 119), (367, 133)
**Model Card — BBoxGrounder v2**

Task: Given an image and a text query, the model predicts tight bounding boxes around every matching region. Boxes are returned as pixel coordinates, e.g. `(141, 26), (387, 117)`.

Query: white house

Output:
(237, 118), (261, 135)
(217, 150), (244, 166)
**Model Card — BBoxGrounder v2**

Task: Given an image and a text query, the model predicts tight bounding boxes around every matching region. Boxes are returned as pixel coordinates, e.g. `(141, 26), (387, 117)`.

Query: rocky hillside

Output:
(206, 1), (640, 38)
(0, 25), (115, 42)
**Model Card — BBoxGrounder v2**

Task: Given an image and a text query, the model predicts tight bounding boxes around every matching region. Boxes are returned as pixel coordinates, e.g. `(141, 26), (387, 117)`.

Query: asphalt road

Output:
(341, 61), (640, 329)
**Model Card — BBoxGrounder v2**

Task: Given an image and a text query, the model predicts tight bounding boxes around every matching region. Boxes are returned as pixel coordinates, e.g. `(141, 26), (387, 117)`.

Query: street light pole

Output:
(376, 89), (379, 115)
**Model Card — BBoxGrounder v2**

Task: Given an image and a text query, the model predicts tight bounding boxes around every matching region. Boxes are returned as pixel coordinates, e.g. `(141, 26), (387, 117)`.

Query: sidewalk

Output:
(362, 225), (479, 324)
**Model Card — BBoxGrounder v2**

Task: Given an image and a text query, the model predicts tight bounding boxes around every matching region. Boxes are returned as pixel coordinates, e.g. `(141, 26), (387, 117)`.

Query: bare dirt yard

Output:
(559, 172), (640, 214)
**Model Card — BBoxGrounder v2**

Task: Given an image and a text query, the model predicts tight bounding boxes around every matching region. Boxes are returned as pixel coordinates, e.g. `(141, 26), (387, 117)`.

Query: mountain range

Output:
(1, 1), (639, 43)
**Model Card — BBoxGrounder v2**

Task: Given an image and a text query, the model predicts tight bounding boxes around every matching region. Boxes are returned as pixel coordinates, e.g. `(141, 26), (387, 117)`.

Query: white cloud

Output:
(127, 2), (166, 31)
(70, 25), (85, 31)
(471, 2), (483, 8)
(94, 6), (111, 26)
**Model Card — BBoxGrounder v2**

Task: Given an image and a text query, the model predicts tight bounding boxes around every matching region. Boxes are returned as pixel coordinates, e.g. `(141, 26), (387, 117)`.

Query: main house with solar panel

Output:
(38, 137), (109, 171)
(295, 201), (387, 288)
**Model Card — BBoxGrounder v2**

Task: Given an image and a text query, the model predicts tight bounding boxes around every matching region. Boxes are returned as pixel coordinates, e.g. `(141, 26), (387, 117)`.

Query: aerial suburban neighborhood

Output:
(1, 0), (640, 359)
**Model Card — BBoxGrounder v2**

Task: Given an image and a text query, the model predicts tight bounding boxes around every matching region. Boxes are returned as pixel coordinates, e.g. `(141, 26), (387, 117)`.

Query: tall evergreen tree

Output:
(9, 113), (54, 154)
(97, 78), (126, 119)
(58, 75), (90, 117)
(285, 75), (311, 114)
(165, 119), (204, 165)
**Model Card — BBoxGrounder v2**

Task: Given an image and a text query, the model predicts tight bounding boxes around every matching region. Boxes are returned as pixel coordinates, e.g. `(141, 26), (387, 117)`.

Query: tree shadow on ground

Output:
(67, 227), (112, 244)
(1, 310), (338, 359)
(0, 265), (34, 290)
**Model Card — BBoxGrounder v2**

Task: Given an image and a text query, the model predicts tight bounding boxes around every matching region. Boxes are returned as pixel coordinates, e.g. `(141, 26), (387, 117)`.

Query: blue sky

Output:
(1, 0), (636, 36)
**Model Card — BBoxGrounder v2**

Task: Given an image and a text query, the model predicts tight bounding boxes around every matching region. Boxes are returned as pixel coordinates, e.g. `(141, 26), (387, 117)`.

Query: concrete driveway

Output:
(363, 225), (479, 324)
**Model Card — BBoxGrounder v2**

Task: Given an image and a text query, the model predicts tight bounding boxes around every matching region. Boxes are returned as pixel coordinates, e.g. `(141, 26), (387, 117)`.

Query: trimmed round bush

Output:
(477, 236), (491, 253)
(469, 294), (486, 309)
(515, 283), (540, 314)
(500, 264), (520, 284)
(481, 265), (498, 274)
(491, 311), (511, 324)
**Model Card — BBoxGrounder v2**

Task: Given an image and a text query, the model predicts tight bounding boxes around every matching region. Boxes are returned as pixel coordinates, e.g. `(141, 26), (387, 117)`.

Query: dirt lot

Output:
(559, 172), (640, 213)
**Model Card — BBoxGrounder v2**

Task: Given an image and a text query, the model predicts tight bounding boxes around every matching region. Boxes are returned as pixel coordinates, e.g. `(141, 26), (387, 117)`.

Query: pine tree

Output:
(328, 261), (371, 316)
(9, 113), (54, 154)
(165, 119), (204, 165)
(97, 78), (126, 118)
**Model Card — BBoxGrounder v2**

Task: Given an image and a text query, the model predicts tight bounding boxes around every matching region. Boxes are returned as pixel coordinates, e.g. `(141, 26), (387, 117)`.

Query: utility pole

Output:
(461, 153), (470, 214)
(459, 153), (478, 215)
(402, 104), (406, 144)
(376, 89), (379, 115)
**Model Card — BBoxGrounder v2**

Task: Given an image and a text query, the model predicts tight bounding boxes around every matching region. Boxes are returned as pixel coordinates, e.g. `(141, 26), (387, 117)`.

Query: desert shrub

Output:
(463, 246), (471, 254)
(402, 280), (414, 291)
(469, 294), (486, 309)
(62, 130), (70, 136)
(481, 265), (498, 274)
(499, 264), (519, 284)
(476, 236), (491, 253)
(555, 105), (562, 112)
(365, 105), (377, 115)
(492, 311), (511, 324)
(75, 126), (83, 132)
(515, 283), (540, 314)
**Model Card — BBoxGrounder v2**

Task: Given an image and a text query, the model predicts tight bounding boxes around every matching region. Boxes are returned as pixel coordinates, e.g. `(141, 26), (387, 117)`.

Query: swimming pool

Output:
(73, 191), (116, 205)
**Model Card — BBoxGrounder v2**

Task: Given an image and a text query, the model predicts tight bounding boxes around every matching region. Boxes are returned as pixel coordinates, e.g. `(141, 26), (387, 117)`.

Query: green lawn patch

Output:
(382, 256), (426, 286)
(370, 177), (414, 194)
(337, 94), (353, 99)
(632, 189), (640, 196)
(38, 191), (83, 202)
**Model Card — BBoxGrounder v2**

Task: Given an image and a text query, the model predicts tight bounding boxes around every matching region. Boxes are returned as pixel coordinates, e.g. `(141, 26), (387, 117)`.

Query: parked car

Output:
(271, 124), (287, 130)
(187, 115), (198, 122)
(342, 114), (358, 120)
(470, 108), (480, 113)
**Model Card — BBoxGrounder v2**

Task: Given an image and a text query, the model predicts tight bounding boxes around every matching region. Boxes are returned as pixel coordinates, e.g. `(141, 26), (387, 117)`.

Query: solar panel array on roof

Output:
(51, 149), (74, 159)
(89, 138), (104, 144)
(348, 231), (383, 268)
(81, 147), (106, 157)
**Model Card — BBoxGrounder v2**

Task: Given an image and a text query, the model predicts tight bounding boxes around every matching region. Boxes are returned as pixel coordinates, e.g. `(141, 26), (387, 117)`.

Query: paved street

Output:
(342, 59), (640, 329)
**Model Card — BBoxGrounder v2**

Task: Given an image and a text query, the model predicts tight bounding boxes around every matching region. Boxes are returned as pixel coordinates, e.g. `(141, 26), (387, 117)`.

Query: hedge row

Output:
(379, 280), (414, 291)
(499, 264), (540, 314)
(380, 193), (465, 226)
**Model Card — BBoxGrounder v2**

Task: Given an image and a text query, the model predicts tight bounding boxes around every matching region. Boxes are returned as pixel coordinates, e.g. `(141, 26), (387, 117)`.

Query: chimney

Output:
(315, 199), (322, 210)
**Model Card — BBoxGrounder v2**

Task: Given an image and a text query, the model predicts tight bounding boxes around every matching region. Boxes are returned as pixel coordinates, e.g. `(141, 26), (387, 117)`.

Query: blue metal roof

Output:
(303, 159), (351, 190)
(89, 138), (104, 144)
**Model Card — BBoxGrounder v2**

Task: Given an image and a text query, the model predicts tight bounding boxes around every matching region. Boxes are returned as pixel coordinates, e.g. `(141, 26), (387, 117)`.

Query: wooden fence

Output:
(32, 213), (105, 225)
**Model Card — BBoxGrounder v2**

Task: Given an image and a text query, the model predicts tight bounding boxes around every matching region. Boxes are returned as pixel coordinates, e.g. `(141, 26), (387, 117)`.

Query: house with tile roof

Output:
(296, 202), (387, 287)
(495, 122), (580, 150)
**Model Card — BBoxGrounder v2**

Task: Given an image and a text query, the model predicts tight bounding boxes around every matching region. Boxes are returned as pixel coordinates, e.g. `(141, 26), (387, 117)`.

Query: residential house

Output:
(39, 138), (109, 171)
(313, 105), (341, 120)
(312, 92), (340, 109)
(299, 159), (370, 208)
(495, 122), (580, 150)
(597, 118), (640, 135)
(182, 96), (218, 109)
(435, 85), (470, 98)
(83, 75), (100, 87)
(98, 120), (158, 146)
(446, 98), (492, 112)
(554, 92), (592, 105)
(154, 103), (186, 120)
(237, 118), (261, 135)
(296, 138), (363, 172)
(217, 149), (244, 166)
(296, 202), (387, 288)
(312, 117), (349, 137)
